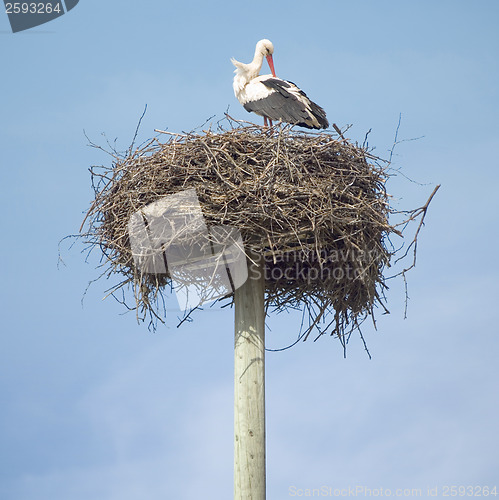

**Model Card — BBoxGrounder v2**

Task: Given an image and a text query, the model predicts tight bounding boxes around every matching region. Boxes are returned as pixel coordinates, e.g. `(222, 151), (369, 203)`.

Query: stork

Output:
(231, 39), (329, 129)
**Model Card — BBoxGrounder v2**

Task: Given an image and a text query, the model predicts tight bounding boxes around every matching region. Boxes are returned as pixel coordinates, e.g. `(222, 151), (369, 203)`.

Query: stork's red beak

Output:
(266, 54), (276, 77)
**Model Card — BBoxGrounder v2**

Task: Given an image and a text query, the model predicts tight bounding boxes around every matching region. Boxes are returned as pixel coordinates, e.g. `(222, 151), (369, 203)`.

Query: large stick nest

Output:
(80, 121), (437, 346)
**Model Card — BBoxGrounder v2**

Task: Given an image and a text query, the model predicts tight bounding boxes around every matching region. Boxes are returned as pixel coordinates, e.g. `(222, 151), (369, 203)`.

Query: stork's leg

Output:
(269, 119), (273, 127)
(264, 116), (268, 128)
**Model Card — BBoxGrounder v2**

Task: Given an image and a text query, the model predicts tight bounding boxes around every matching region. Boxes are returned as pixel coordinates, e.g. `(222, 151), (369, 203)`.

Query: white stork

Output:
(231, 39), (329, 129)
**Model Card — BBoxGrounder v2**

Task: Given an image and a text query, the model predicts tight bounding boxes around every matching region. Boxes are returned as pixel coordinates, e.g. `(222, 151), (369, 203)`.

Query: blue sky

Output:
(1, 1), (498, 499)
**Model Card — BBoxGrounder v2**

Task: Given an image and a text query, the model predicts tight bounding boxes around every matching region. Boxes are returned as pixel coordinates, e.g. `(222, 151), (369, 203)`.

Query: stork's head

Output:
(256, 39), (276, 77)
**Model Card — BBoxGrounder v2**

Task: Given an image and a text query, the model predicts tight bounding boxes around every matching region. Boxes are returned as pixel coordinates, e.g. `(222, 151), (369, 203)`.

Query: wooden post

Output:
(234, 252), (266, 500)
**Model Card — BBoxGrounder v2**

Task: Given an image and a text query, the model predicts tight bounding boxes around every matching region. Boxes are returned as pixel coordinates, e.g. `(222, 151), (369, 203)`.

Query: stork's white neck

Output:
(231, 47), (266, 95)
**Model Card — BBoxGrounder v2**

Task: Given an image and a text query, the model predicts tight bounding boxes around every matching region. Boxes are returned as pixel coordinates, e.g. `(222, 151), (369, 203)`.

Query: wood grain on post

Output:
(234, 252), (266, 500)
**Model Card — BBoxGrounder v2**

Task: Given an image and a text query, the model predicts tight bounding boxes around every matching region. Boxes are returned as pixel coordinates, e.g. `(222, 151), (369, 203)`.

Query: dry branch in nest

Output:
(80, 119), (438, 350)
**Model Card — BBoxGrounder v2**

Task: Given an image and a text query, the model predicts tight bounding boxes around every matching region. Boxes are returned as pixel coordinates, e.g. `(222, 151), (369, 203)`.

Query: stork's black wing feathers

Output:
(243, 78), (328, 129)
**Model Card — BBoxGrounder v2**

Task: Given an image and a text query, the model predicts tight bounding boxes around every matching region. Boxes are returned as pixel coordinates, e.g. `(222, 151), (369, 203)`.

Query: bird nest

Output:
(80, 120), (437, 348)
